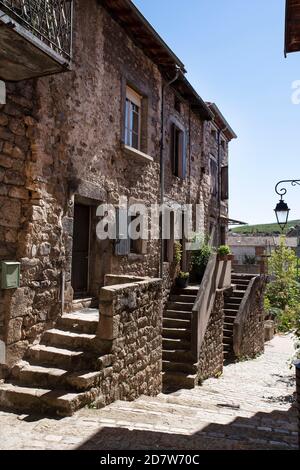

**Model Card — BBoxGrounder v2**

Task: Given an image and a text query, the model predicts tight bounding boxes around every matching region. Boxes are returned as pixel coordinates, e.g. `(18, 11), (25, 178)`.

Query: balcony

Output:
(0, 0), (73, 81)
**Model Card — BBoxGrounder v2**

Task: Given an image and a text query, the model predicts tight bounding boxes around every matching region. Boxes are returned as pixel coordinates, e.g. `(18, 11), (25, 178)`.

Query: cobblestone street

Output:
(0, 334), (297, 450)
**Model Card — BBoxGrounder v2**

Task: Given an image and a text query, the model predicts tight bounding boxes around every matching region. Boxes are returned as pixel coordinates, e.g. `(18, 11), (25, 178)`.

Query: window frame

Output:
(125, 86), (142, 151)
(171, 122), (186, 179)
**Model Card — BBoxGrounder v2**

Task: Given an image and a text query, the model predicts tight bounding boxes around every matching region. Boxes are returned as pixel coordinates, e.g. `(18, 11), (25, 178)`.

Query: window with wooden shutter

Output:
(171, 123), (186, 179)
(115, 207), (130, 256)
(221, 166), (229, 200)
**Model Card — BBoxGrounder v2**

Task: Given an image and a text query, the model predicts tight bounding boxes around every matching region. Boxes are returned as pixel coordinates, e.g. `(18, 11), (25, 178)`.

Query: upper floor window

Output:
(125, 86), (142, 150)
(171, 123), (186, 179)
(221, 165), (229, 200)
(210, 155), (218, 197)
(211, 129), (217, 141)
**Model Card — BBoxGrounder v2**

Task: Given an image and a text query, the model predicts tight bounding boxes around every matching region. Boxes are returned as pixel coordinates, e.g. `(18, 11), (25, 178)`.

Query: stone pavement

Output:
(0, 334), (298, 450)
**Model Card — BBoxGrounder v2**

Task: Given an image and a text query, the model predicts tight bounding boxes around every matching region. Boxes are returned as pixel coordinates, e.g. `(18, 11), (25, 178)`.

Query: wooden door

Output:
(71, 203), (90, 296)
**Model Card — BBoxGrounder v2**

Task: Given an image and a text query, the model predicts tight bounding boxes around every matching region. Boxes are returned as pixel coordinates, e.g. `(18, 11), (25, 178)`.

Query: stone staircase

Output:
(223, 274), (255, 362)
(162, 285), (199, 389)
(0, 308), (106, 416)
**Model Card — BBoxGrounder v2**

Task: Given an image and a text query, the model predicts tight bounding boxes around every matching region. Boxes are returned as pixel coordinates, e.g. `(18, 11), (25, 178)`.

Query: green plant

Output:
(243, 254), (256, 265)
(217, 245), (231, 256)
(177, 271), (189, 279)
(174, 241), (182, 264)
(191, 239), (212, 270)
(264, 236), (300, 334)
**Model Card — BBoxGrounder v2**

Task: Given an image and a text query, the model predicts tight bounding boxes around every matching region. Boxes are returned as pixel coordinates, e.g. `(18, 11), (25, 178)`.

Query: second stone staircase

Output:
(223, 274), (255, 362)
(162, 286), (199, 389)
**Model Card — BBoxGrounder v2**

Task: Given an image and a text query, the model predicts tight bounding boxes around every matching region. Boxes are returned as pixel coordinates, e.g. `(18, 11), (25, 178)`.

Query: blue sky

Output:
(134, 0), (300, 225)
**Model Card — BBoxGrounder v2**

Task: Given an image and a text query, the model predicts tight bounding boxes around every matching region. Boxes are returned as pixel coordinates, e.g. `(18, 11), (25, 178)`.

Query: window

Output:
(171, 123), (186, 179)
(221, 140), (226, 151)
(125, 86), (142, 150)
(210, 156), (218, 197)
(221, 165), (229, 200)
(115, 208), (146, 256)
(211, 129), (217, 141)
(129, 214), (141, 254)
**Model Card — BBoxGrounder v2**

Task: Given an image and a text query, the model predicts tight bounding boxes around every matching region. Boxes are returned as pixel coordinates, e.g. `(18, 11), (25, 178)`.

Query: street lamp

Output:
(274, 198), (290, 232)
(274, 179), (300, 231)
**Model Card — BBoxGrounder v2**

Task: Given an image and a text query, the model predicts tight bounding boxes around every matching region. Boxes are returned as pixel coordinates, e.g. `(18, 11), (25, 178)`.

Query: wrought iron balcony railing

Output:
(0, 0), (73, 62)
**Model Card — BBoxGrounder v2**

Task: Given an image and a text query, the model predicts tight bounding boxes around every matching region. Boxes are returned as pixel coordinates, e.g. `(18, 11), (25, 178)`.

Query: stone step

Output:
(170, 295), (196, 303)
(164, 310), (192, 320)
(232, 274), (255, 280)
(27, 344), (89, 370)
(57, 311), (99, 335)
(223, 328), (234, 336)
(163, 317), (191, 329)
(162, 349), (194, 363)
(225, 300), (241, 308)
(174, 287), (199, 296)
(163, 327), (191, 340)
(232, 291), (245, 298)
(223, 343), (233, 352)
(110, 399), (297, 447)
(72, 297), (98, 311)
(163, 371), (197, 389)
(223, 315), (237, 324)
(167, 302), (194, 312)
(42, 328), (96, 351)
(223, 336), (233, 345)
(163, 338), (191, 350)
(12, 361), (102, 391)
(0, 383), (89, 416)
(162, 360), (197, 374)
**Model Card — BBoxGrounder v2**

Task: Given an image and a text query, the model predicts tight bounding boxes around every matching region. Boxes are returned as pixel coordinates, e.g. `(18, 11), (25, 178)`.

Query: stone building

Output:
(0, 0), (247, 414)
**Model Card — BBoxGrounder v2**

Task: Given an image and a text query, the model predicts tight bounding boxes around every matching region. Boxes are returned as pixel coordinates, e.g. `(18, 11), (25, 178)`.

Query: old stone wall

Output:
(197, 290), (224, 382)
(97, 276), (163, 403)
(233, 277), (266, 359)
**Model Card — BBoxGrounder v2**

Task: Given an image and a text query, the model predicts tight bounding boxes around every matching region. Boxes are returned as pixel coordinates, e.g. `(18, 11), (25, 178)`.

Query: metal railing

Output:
(0, 0), (73, 61)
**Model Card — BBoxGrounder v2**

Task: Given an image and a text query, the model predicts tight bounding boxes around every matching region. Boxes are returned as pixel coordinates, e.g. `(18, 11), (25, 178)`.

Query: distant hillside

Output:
(231, 220), (300, 235)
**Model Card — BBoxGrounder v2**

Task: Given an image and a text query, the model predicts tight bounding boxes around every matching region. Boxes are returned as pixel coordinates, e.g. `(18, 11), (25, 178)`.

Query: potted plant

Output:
(217, 245), (233, 261)
(191, 240), (212, 282)
(176, 271), (190, 288)
(173, 241), (182, 265)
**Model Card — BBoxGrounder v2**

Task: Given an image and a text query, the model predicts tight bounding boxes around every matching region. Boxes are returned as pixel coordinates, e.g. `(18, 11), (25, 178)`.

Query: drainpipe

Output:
(159, 66), (182, 278)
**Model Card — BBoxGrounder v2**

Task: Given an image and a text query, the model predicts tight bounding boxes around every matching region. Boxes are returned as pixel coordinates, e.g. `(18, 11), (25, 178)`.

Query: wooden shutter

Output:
(181, 131), (186, 179)
(171, 123), (177, 175)
(115, 207), (130, 256)
(221, 166), (229, 200)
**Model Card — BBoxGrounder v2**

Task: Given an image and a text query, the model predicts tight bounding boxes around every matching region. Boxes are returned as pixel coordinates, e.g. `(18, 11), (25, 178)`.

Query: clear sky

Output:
(133, 0), (300, 226)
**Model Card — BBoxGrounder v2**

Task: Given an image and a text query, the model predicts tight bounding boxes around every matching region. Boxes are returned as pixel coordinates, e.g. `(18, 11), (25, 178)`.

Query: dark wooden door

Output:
(71, 203), (90, 296)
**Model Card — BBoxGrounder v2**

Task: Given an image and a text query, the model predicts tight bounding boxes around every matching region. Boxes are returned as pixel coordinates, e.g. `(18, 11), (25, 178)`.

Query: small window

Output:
(221, 140), (226, 151)
(125, 86), (142, 150)
(210, 156), (218, 197)
(129, 214), (141, 254)
(211, 129), (217, 141)
(221, 165), (229, 200)
(171, 123), (186, 179)
(174, 96), (182, 114)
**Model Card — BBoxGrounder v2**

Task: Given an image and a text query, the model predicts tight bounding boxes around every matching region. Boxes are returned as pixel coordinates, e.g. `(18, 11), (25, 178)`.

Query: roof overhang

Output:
(221, 217), (247, 226)
(173, 73), (213, 121)
(285, 0), (300, 55)
(99, 0), (186, 78)
(206, 103), (237, 141)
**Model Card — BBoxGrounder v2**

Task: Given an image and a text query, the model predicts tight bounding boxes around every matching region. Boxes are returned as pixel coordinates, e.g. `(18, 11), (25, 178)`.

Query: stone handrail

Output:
(233, 275), (265, 357)
(191, 253), (232, 360)
(98, 275), (162, 340)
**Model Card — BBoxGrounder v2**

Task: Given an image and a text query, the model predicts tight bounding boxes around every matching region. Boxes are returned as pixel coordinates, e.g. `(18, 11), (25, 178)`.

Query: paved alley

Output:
(0, 334), (298, 450)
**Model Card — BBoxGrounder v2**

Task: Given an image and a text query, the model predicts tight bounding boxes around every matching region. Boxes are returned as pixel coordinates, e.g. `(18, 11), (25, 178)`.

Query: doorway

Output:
(71, 203), (91, 298)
